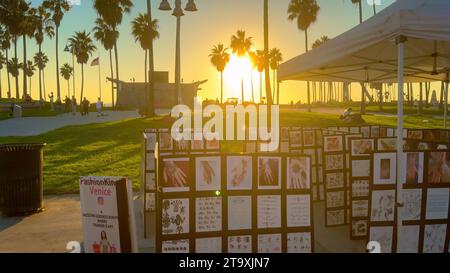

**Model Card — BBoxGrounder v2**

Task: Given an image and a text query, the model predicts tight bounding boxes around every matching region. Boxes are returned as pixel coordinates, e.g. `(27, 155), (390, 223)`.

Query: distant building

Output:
(111, 71), (207, 115)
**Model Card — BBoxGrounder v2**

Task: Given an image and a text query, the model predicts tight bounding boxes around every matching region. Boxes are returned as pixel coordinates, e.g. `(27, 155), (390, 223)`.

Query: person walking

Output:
(71, 96), (77, 115)
(82, 97), (90, 116)
(48, 92), (55, 111)
(96, 97), (103, 117)
(64, 96), (71, 112)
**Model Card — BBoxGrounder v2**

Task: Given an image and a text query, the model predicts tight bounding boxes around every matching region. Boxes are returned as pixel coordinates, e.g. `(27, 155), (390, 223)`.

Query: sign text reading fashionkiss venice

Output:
(171, 98), (280, 152)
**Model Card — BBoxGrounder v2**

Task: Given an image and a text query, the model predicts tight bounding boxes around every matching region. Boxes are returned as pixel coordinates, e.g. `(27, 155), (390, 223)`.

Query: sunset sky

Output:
(3, 0), (398, 104)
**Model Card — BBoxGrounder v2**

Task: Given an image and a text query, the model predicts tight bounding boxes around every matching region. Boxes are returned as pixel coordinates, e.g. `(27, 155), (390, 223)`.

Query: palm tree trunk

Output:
(113, 41), (119, 109)
(0, 68), (2, 98)
(109, 49), (114, 106)
(373, 2), (376, 15)
(14, 38), (19, 99)
(68, 79), (70, 98)
(72, 53), (76, 97)
(305, 29), (311, 111)
(241, 76), (244, 103)
(419, 82), (423, 114)
(43, 68), (46, 99)
(263, 0), (272, 105)
(6, 49), (11, 98)
(220, 71), (223, 103)
(29, 76), (31, 97)
(378, 85), (383, 112)
(425, 82), (430, 106)
(56, 27), (61, 100)
(260, 72), (263, 103)
(144, 49), (148, 110)
(251, 71), (254, 103)
(359, 1), (363, 23)
(277, 79), (280, 104)
(38, 44), (42, 101)
(440, 81), (444, 110)
(23, 35), (27, 97)
(272, 69), (276, 101)
(147, 0), (155, 116)
(80, 63), (84, 103)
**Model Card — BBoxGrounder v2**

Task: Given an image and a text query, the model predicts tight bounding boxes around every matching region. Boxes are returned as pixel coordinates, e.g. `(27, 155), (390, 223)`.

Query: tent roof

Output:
(278, 0), (450, 83)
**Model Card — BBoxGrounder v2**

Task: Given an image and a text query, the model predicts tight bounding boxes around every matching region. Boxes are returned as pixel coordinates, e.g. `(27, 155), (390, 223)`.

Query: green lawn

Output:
(0, 109), (447, 194)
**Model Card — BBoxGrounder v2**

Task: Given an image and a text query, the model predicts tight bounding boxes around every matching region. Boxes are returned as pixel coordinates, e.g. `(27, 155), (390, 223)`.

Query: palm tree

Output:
(0, 51), (5, 98)
(22, 4), (39, 98)
(34, 5), (54, 101)
(230, 30), (252, 103)
(312, 35), (330, 49)
(94, 0), (133, 108)
(269, 48), (283, 104)
(34, 52), (49, 100)
(25, 60), (35, 97)
(93, 17), (118, 109)
(0, 0), (29, 99)
(288, 0), (320, 111)
(60, 63), (73, 98)
(131, 13), (159, 110)
(209, 44), (230, 103)
(0, 28), (11, 98)
(351, 0), (363, 24)
(68, 31), (96, 103)
(248, 51), (258, 103)
(254, 50), (266, 103)
(263, 0), (272, 105)
(7, 58), (21, 98)
(42, 0), (71, 100)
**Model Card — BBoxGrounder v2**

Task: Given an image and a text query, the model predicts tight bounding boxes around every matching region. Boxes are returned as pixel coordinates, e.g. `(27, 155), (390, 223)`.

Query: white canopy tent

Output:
(278, 0), (450, 244)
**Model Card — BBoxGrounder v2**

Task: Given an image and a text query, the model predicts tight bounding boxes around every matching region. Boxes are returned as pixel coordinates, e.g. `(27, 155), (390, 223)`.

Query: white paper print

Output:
(159, 131), (173, 150)
(377, 138), (397, 151)
(371, 190), (395, 222)
(324, 136), (343, 152)
(228, 196), (252, 230)
(145, 172), (155, 191)
(286, 195), (311, 227)
(196, 197), (222, 232)
(326, 173), (344, 189)
(352, 200), (368, 217)
(370, 226), (393, 253)
(402, 152), (424, 184)
(287, 232), (312, 253)
(146, 154), (156, 171)
(257, 195), (281, 228)
(196, 237), (222, 253)
(290, 131), (302, 148)
(303, 149), (316, 164)
(145, 133), (157, 150)
(162, 240), (189, 253)
(228, 235), (252, 253)
(373, 153), (396, 185)
(397, 225), (419, 253)
(351, 220), (367, 237)
(400, 189), (422, 221)
(258, 234), (282, 253)
(425, 188), (450, 220)
(287, 157), (311, 189)
(258, 157), (282, 190)
(326, 154), (344, 171)
(351, 139), (374, 156)
(227, 156), (252, 190)
(351, 160), (370, 177)
(303, 130), (315, 147)
(162, 158), (190, 192)
(195, 157), (221, 191)
(327, 210), (345, 226)
(423, 224), (447, 253)
(162, 198), (189, 235)
(352, 180), (369, 197)
(145, 193), (155, 211)
(280, 142), (290, 153)
(326, 191), (345, 208)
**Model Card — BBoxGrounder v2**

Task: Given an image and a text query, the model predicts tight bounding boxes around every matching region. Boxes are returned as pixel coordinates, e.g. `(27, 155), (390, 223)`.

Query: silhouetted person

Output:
(71, 96), (77, 115)
(82, 97), (90, 116)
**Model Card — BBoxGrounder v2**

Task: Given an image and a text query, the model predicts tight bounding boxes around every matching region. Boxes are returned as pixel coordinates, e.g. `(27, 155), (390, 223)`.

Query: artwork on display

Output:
(397, 225), (420, 253)
(371, 127), (380, 138)
(423, 224), (447, 253)
(373, 153), (396, 185)
(311, 167), (316, 184)
(370, 226), (393, 253)
(351, 160), (370, 177)
(386, 128), (394, 137)
(400, 189), (422, 221)
(257, 195), (282, 228)
(352, 200), (369, 217)
(287, 157), (310, 189)
(195, 197), (222, 232)
(159, 131), (173, 150)
(325, 154), (344, 171)
(303, 149), (316, 164)
(258, 234), (282, 253)
(145, 173), (156, 191)
(205, 138), (220, 150)
(162, 158), (190, 192)
(425, 188), (450, 220)
(326, 210), (345, 226)
(408, 130), (423, 140)
(286, 195), (311, 227)
(162, 240), (189, 253)
(196, 237), (222, 253)
(350, 127), (360, 134)
(317, 151), (323, 166)
(281, 127), (290, 141)
(228, 235), (252, 253)
(145, 193), (155, 211)
(377, 138), (397, 151)
(290, 131), (302, 148)
(370, 190), (395, 222)
(146, 133), (157, 150)
(191, 139), (204, 150)
(402, 152), (424, 184)
(280, 142), (290, 153)
(326, 191), (345, 208)
(287, 232), (312, 253)
(258, 157), (282, 190)
(227, 156), (252, 190)
(175, 139), (189, 151)
(195, 156), (221, 191)
(361, 127), (370, 137)
(245, 142), (257, 153)
(162, 198), (189, 235)
(303, 130), (316, 147)
(428, 152), (450, 183)
(146, 155), (156, 171)
(228, 196), (252, 230)
(326, 172), (345, 189)
(352, 180), (370, 197)
(324, 136), (343, 152)
(351, 139), (374, 156)
(351, 220), (367, 237)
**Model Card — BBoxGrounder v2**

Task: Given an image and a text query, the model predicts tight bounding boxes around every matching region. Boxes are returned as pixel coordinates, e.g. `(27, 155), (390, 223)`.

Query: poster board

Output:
(155, 153), (314, 253)
(79, 176), (138, 253)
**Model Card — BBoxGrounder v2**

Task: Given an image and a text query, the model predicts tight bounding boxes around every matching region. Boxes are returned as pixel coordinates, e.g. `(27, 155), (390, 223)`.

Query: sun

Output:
(223, 54), (256, 102)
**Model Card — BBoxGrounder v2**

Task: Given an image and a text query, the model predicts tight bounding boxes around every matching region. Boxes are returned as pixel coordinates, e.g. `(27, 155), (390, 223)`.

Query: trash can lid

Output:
(0, 143), (47, 151)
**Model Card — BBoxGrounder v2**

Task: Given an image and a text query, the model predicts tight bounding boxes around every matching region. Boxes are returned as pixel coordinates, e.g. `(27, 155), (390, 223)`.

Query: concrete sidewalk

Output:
(0, 195), (365, 253)
(0, 111), (140, 137)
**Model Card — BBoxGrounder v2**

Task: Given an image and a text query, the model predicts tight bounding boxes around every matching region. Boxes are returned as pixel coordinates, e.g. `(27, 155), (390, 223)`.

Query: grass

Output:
(0, 109), (447, 194)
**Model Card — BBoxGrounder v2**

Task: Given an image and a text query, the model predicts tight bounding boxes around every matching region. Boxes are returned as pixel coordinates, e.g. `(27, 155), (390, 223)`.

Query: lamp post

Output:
(159, 0), (198, 104)
(64, 44), (76, 97)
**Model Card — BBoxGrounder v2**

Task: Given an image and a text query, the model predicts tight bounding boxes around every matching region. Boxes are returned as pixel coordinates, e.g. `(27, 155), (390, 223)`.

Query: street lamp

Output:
(159, 0), (198, 104)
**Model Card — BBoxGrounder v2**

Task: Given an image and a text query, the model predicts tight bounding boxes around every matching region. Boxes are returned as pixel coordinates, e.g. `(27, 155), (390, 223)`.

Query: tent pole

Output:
(396, 36), (407, 246)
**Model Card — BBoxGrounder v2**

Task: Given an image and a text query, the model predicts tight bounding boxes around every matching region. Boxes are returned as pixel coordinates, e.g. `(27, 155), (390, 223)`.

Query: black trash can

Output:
(0, 143), (46, 216)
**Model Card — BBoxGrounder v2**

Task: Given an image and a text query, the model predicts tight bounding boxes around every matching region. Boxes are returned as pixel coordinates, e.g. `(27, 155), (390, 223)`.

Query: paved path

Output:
(0, 111), (140, 137)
